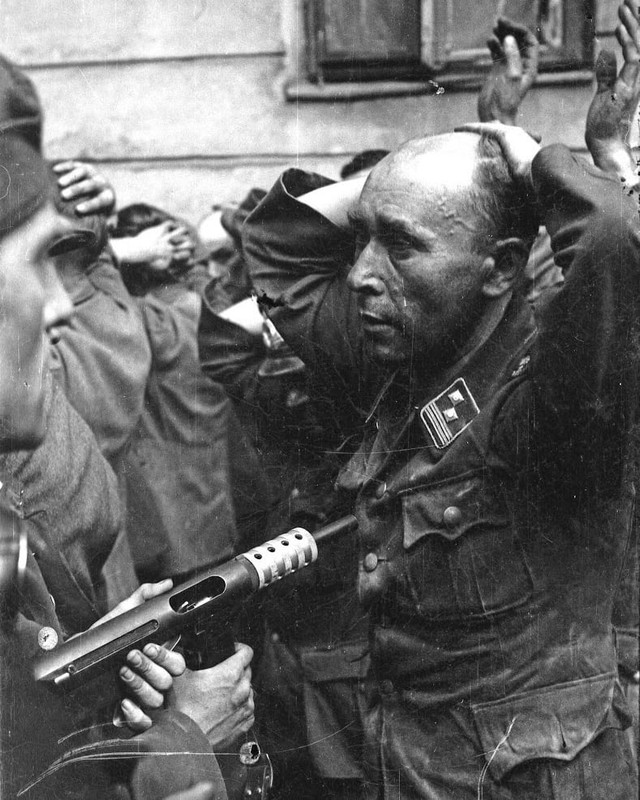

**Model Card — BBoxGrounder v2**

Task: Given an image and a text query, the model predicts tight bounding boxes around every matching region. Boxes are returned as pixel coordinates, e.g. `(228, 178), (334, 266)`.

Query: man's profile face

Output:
(0, 202), (73, 449)
(347, 133), (492, 372)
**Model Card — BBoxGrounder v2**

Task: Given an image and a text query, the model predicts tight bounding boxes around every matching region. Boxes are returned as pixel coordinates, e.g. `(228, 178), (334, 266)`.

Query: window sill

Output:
(284, 70), (593, 103)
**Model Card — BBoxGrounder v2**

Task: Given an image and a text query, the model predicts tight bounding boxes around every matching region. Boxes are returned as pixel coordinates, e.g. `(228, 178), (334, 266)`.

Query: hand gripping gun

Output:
(33, 515), (358, 688)
(30, 516), (357, 800)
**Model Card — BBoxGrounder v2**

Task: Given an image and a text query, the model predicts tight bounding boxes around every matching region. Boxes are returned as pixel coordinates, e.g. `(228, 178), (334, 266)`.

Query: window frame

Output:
(284, 0), (594, 102)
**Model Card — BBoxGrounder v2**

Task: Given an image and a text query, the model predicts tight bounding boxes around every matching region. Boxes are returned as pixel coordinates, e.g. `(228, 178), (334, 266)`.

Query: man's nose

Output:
(42, 265), (74, 340)
(347, 241), (384, 294)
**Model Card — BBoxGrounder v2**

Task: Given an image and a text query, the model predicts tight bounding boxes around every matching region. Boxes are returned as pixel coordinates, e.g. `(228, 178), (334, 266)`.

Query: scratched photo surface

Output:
(1, 1), (638, 799)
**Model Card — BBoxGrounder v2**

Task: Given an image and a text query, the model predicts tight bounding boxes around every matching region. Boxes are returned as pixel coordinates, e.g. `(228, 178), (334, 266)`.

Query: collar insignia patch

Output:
(419, 378), (479, 449)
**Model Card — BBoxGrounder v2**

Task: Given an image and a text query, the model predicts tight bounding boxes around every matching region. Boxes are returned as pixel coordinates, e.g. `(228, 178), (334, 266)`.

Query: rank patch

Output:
(419, 378), (479, 449)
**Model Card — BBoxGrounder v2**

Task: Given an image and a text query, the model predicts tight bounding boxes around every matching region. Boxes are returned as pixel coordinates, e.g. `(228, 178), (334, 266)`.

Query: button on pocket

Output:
(401, 474), (533, 619)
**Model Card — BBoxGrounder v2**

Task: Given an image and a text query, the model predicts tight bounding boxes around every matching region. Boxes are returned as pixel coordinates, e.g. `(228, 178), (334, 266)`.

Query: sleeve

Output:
(243, 168), (364, 390)
(198, 282), (266, 404)
(51, 257), (151, 463)
(493, 144), (640, 497)
(128, 710), (227, 800)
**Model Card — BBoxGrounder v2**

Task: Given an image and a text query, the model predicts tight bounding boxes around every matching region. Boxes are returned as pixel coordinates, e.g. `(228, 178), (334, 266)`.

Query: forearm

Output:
(590, 142), (640, 189)
(129, 710), (226, 800)
(110, 236), (146, 265)
(198, 296), (265, 402)
(244, 168), (362, 378)
(527, 145), (640, 484)
(297, 175), (366, 229)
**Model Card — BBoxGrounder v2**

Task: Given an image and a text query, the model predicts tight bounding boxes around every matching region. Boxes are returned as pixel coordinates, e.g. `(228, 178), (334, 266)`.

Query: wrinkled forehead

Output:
(361, 132), (480, 213)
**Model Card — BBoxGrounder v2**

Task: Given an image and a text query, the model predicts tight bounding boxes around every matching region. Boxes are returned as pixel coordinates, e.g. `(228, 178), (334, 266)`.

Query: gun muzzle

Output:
(33, 515), (358, 690)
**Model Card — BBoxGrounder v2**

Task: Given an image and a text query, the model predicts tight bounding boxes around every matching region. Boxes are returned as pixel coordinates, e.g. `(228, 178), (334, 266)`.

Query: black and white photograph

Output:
(0, 1), (638, 798)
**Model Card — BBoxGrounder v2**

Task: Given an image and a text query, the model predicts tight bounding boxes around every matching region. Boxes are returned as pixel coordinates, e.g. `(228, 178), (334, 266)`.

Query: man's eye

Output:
(386, 236), (414, 257)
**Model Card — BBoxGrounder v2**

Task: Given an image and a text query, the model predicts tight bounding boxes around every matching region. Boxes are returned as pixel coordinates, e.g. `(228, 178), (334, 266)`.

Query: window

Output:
(288, 0), (594, 99)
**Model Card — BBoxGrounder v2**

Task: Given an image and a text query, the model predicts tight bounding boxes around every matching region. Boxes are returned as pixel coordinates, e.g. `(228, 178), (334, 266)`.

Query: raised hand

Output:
(478, 17), (539, 125)
(585, 0), (640, 187)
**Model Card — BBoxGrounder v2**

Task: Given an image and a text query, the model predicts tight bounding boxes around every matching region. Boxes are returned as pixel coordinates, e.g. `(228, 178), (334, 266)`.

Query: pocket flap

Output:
(471, 673), (620, 782)
(401, 473), (507, 549)
(299, 640), (369, 683)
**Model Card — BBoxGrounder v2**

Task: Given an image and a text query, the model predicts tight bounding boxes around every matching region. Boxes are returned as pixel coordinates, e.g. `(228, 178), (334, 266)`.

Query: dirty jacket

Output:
(244, 145), (640, 794)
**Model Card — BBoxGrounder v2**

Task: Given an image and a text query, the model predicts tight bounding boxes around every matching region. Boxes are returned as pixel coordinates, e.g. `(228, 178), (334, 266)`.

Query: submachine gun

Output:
(32, 515), (358, 799)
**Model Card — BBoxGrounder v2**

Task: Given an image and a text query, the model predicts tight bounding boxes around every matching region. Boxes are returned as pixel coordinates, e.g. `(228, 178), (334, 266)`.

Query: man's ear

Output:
(480, 237), (529, 298)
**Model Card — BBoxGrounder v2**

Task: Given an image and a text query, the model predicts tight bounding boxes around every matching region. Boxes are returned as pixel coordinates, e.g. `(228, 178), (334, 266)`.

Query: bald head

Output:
(365, 131), (538, 255)
(378, 132), (480, 183)
(348, 131), (539, 371)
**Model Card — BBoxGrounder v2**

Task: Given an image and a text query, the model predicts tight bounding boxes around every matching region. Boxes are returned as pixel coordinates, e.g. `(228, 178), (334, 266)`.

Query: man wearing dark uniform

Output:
(240, 107), (639, 800)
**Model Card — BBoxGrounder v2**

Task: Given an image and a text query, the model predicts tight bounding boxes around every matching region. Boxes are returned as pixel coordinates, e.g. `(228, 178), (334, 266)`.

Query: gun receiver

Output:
(33, 515), (357, 689)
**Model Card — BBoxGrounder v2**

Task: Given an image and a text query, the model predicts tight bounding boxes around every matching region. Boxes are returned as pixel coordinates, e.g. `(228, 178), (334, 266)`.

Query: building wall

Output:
(0, 0), (623, 224)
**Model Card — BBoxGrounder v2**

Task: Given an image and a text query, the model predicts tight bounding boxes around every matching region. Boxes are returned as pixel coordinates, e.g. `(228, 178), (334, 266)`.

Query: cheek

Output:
(0, 293), (47, 372)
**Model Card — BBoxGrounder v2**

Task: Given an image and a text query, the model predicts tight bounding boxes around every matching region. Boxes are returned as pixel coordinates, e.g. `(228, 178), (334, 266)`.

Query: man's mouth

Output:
(360, 311), (394, 328)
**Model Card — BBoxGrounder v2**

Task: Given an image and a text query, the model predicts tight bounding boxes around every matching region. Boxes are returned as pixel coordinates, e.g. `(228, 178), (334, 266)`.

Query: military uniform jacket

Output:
(244, 145), (640, 784)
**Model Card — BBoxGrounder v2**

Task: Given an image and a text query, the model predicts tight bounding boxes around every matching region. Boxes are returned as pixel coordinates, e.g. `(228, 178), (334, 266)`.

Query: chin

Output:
(364, 340), (406, 368)
(0, 407), (46, 453)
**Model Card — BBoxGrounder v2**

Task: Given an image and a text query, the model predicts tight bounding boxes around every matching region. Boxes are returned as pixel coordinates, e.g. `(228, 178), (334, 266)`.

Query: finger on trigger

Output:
(503, 35), (522, 79)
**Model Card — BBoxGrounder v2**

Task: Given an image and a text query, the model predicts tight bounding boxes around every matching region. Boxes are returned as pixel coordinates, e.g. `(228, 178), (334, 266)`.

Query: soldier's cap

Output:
(0, 54), (51, 239)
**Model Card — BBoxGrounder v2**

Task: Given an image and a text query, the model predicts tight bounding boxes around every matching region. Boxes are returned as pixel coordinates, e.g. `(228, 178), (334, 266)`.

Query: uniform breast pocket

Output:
(400, 473), (534, 620)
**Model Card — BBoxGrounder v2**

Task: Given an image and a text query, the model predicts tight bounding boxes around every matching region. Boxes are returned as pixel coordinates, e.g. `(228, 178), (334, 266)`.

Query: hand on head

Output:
(454, 122), (540, 187)
(477, 16), (539, 125)
(585, 0), (640, 186)
(112, 221), (194, 270)
(53, 160), (116, 216)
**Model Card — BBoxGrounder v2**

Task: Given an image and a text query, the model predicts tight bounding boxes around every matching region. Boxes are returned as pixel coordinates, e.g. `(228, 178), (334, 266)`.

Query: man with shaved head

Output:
(345, 131), (537, 375)
(238, 9), (640, 799)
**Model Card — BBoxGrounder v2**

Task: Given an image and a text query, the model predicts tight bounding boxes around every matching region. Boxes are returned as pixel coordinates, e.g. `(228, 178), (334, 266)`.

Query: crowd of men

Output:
(0, 4), (639, 799)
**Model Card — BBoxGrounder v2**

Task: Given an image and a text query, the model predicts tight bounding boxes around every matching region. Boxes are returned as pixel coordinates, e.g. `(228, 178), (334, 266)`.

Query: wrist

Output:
(111, 237), (145, 265)
(111, 237), (142, 264)
(479, 104), (517, 126)
(588, 141), (639, 188)
(299, 177), (366, 230)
